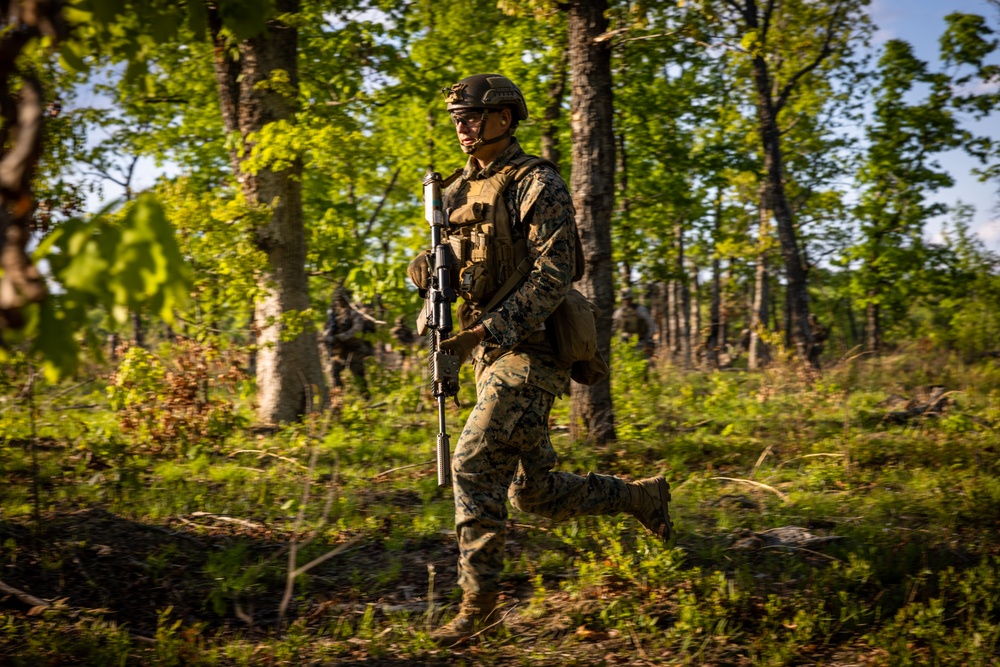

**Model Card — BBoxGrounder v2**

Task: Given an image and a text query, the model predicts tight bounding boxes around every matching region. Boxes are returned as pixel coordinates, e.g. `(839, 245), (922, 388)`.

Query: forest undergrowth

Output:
(1, 340), (999, 666)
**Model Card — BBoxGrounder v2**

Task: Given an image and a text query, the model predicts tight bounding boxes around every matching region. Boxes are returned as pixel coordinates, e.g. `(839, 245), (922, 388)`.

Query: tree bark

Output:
(541, 50), (569, 170)
(567, 0), (616, 443)
(689, 261), (700, 366)
(674, 222), (692, 368)
(707, 195), (723, 368)
(210, 0), (325, 424)
(865, 294), (880, 354)
(749, 195), (770, 369)
(748, 254), (769, 370)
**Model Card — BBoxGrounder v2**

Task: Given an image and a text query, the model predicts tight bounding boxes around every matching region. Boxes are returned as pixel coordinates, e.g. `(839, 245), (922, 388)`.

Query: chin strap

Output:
(461, 109), (512, 155)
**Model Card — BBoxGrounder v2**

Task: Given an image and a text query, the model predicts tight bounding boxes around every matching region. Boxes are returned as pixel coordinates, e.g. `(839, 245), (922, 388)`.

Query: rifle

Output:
(423, 171), (460, 488)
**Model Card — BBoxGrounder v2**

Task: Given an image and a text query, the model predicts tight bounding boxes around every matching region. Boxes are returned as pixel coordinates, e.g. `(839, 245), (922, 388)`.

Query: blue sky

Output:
(870, 0), (1000, 248)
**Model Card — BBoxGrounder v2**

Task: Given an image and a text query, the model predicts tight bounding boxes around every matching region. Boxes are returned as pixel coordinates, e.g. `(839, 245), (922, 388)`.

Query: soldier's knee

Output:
(507, 480), (550, 516)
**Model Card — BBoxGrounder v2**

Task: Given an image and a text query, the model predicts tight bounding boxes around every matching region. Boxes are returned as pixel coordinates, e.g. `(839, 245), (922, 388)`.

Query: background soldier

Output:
(323, 287), (373, 400)
(809, 313), (829, 366)
(613, 287), (655, 357)
(389, 314), (418, 373)
(409, 73), (673, 645)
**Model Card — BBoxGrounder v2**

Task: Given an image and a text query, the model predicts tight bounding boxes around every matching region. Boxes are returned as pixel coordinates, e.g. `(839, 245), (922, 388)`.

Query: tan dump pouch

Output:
(547, 288), (599, 365)
(546, 288), (609, 386)
(571, 348), (610, 386)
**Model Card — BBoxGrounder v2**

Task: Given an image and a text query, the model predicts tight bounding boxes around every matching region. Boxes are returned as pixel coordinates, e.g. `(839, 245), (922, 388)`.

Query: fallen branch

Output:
(371, 459), (434, 480)
(710, 476), (789, 502)
(189, 512), (265, 530)
(777, 453), (845, 468)
(227, 449), (307, 469)
(0, 579), (48, 609)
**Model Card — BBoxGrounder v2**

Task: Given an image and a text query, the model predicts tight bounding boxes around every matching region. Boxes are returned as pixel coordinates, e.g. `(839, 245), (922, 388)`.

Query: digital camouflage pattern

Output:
(444, 139), (631, 595)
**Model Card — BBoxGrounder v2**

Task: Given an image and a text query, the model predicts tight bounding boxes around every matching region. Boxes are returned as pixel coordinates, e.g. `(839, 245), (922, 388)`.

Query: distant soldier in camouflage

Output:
(613, 287), (655, 357)
(809, 314), (829, 366)
(389, 314), (418, 373)
(323, 287), (373, 400)
(408, 73), (673, 645)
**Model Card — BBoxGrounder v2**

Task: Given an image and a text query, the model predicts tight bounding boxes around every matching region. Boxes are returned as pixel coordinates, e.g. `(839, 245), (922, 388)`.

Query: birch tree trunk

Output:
(567, 0), (616, 443)
(210, 0), (325, 424)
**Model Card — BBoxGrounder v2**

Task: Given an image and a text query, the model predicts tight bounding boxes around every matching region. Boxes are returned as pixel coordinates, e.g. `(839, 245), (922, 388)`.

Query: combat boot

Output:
(430, 591), (498, 646)
(626, 476), (673, 543)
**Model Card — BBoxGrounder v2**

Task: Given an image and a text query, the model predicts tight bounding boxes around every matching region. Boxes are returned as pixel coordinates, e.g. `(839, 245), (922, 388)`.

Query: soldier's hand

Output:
(440, 329), (481, 364)
(407, 251), (432, 293)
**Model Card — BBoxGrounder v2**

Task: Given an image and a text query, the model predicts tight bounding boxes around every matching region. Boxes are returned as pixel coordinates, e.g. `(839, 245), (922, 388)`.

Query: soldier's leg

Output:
(330, 355), (346, 389)
(508, 433), (630, 521)
(509, 424), (672, 540)
(452, 378), (545, 595)
(348, 355), (370, 399)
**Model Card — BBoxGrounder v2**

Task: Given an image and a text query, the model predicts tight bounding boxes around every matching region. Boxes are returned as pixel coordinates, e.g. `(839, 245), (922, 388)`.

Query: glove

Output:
(407, 251), (432, 292)
(439, 329), (481, 364)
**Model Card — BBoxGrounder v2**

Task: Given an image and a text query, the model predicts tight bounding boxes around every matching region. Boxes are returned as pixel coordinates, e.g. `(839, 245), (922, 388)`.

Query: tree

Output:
(690, 0), (870, 367)
(206, 1), (328, 422)
(848, 40), (964, 353)
(565, 0), (617, 443)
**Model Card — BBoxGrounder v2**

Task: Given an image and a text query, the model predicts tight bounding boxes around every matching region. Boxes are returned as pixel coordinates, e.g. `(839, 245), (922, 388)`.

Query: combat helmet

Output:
(442, 73), (529, 121)
(442, 74), (528, 155)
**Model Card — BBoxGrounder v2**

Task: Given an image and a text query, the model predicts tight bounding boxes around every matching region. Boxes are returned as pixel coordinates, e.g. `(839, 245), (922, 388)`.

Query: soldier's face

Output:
(450, 108), (510, 153)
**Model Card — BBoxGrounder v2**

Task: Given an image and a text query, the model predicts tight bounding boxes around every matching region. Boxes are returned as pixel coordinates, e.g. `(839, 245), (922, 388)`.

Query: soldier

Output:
(809, 313), (829, 365)
(407, 73), (672, 645)
(323, 287), (372, 400)
(612, 287), (654, 356)
(389, 314), (418, 373)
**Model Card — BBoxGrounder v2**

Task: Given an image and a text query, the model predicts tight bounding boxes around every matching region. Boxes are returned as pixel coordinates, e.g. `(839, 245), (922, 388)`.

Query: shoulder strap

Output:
(441, 166), (464, 189)
(506, 156), (558, 183)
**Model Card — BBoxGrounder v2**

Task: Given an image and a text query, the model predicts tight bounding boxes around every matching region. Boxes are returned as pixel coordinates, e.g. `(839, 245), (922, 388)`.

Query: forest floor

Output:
(1, 345), (999, 665)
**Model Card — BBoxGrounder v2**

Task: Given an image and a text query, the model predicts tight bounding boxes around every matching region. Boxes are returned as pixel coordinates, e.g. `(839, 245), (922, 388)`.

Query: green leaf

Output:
(30, 299), (81, 382)
(740, 30), (761, 54)
(58, 41), (88, 72)
(188, 0), (210, 38)
(88, 0), (125, 23)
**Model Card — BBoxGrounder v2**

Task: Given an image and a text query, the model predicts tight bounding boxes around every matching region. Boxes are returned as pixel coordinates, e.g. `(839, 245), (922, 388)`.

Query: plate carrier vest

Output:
(442, 155), (583, 319)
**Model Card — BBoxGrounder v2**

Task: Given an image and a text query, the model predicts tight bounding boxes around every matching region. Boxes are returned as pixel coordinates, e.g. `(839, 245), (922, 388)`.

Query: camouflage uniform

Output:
(324, 295), (373, 399)
(447, 139), (631, 596)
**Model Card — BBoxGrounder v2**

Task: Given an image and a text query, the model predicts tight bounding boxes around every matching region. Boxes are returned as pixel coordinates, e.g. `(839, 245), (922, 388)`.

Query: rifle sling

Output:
(475, 256), (533, 324)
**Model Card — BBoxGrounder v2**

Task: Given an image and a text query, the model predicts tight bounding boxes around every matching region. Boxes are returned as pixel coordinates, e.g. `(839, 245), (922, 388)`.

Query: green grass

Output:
(1, 344), (999, 665)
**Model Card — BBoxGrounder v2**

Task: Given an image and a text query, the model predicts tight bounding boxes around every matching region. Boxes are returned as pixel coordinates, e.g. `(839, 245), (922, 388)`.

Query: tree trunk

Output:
(541, 50), (569, 170)
(865, 294), (880, 354)
(650, 281), (668, 354)
(567, 0), (616, 443)
(131, 310), (144, 349)
(667, 279), (679, 361)
(748, 254), (769, 370)
(743, 3), (815, 366)
(749, 195), (770, 370)
(210, 0), (325, 424)
(675, 222), (692, 368)
(707, 197), (723, 368)
(689, 261), (700, 366)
